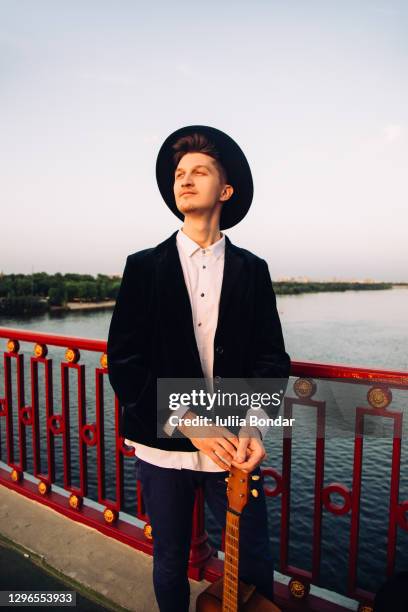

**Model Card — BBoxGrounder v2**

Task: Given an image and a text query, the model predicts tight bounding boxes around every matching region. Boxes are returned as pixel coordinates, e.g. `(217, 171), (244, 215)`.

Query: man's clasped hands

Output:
(178, 409), (266, 472)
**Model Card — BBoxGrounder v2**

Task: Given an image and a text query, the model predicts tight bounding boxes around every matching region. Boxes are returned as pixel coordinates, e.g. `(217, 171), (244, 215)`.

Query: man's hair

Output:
(172, 133), (228, 185)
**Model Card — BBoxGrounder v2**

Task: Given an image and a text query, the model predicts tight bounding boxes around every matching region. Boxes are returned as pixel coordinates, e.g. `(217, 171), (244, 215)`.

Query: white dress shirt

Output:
(125, 227), (227, 471)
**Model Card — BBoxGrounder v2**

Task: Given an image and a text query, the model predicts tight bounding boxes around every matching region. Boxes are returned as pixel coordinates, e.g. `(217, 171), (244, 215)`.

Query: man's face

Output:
(173, 152), (229, 216)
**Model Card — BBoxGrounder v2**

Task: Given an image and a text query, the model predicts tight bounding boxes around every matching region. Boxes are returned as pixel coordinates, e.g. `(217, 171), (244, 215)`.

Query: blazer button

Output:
(215, 346), (224, 354)
(214, 375), (222, 385)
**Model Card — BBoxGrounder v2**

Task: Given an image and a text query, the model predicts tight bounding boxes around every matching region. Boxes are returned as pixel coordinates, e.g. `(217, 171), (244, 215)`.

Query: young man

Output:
(107, 125), (291, 612)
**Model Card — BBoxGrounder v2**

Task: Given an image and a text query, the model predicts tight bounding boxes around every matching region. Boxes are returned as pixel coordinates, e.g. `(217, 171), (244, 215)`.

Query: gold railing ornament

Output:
(38, 481), (50, 495)
(34, 343), (48, 358)
(288, 577), (310, 600)
(358, 605), (374, 612)
(65, 348), (80, 364)
(293, 377), (317, 399)
(143, 524), (153, 540)
(100, 353), (108, 369)
(7, 339), (20, 354)
(10, 469), (22, 483)
(367, 386), (392, 410)
(103, 508), (118, 524)
(68, 493), (83, 510)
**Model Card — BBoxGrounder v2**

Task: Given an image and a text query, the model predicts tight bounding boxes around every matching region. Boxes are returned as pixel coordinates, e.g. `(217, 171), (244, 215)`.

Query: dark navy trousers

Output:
(135, 458), (274, 612)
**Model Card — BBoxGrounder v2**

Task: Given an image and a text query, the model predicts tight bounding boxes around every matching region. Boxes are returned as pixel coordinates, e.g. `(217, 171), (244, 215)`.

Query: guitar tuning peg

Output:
(225, 477), (229, 482)
(251, 489), (259, 498)
(251, 475), (260, 481)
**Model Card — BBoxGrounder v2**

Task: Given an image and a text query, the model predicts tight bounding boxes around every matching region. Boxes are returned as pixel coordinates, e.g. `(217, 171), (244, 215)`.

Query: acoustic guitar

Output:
(196, 465), (281, 611)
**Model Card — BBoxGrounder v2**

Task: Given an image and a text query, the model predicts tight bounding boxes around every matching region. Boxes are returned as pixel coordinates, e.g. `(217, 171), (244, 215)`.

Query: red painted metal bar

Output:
(189, 487), (214, 581)
(32, 356), (56, 484)
(0, 397), (4, 456)
(16, 353), (27, 472)
(114, 394), (124, 512)
(348, 408), (364, 594)
(96, 366), (107, 505)
(30, 358), (41, 476)
(44, 356), (56, 484)
(60, 361), (87, 498)
(386, 411), (402, 577)
(0, 327), (106, 352)
(291, 359), (408, 387)
(280, 397), (292, 573)
(77, 363), (88, 498)
(4, 353), (15, 466)
(312, 400), (326, 582)
(61, 362), (72, 492)
(3, 354), (11, 464)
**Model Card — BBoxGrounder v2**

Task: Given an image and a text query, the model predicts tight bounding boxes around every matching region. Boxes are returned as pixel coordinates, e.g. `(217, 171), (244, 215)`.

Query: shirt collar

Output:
(176, 228), (225, 260)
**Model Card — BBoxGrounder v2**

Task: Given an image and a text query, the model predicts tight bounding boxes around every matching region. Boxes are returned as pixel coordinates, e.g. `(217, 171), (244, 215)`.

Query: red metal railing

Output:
(0, 327), (407, 611)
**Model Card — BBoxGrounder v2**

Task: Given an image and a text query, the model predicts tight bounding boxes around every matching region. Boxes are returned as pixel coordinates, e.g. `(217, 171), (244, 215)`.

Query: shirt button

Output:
(215, 346), (224, 354)
(201, 293), (205, 297)
(202, 249), (206, 254)
(198, 322), (202, 327)
(203, 265), (206, 269)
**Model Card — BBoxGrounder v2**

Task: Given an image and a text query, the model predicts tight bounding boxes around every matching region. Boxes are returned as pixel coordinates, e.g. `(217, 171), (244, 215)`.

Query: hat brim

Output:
(155, 125), (253, 230)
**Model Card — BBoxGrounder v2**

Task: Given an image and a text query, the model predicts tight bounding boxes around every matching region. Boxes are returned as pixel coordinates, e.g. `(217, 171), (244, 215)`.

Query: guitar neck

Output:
(222, 510), (240, 612)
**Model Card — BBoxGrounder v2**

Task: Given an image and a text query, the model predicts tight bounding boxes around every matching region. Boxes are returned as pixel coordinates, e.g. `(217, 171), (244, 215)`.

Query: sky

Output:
(1, 1), (407, 281)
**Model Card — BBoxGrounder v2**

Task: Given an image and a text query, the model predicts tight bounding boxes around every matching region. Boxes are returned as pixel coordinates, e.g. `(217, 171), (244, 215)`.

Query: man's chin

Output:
(177, 204), (202, 214)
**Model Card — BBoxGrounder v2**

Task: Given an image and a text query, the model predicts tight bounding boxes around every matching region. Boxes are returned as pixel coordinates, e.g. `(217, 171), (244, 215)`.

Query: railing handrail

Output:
(0, 327), (106, 352)
(1, 326), (407, 385)
(291, 359), (408, 386)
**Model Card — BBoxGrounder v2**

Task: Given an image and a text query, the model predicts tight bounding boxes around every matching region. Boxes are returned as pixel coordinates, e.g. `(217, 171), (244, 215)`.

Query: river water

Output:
(0, 287), (407, 596)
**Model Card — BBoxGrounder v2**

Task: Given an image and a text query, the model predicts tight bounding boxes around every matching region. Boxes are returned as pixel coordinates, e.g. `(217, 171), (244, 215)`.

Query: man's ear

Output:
(220, 184), (234, 202)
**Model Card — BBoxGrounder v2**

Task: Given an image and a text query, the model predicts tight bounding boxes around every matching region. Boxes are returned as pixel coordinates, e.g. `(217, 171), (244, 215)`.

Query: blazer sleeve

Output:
(107, 255), (152, 409)
(249, 258), (291, 418)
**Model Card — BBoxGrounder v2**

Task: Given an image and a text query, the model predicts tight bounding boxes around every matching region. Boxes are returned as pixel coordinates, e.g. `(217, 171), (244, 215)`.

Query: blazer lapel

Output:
(217, 235), (244, 330)
(155, 231), (203, 373)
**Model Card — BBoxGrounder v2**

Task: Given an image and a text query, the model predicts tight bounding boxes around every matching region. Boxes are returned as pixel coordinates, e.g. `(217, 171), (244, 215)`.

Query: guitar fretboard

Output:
(222, 510), (240, 612)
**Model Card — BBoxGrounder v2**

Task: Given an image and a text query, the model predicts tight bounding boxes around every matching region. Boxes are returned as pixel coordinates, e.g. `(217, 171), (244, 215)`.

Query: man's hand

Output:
(178, 410), (239, 470)
(231, 425), (267, 473)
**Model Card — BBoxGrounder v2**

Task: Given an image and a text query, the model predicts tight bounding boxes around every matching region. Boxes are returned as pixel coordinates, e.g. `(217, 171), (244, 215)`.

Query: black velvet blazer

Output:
(107, 230), (291, 451)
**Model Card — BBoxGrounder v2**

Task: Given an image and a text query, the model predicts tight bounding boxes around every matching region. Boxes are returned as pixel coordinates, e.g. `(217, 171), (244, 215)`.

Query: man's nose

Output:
(181, 173), (194, 186)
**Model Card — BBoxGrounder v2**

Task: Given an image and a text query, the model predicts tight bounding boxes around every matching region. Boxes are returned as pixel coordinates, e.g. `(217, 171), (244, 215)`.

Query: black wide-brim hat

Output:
(155, 125), (253, 230)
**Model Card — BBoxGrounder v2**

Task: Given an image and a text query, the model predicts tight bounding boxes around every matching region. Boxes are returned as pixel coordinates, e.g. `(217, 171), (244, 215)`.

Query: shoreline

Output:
(48, 284), (407, 312)
(50, 300), (116, 312)
(2, 284), (405, 318)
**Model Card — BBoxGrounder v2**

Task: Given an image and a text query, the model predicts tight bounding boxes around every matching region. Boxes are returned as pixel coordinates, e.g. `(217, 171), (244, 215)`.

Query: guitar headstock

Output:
(226, 465), (260, 514)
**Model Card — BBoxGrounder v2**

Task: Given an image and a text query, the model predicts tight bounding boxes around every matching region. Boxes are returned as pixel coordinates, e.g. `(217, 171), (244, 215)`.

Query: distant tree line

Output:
(273, 281), (393, 295)
(0, 272), (395, 317)
(0, 272), (121, 315)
